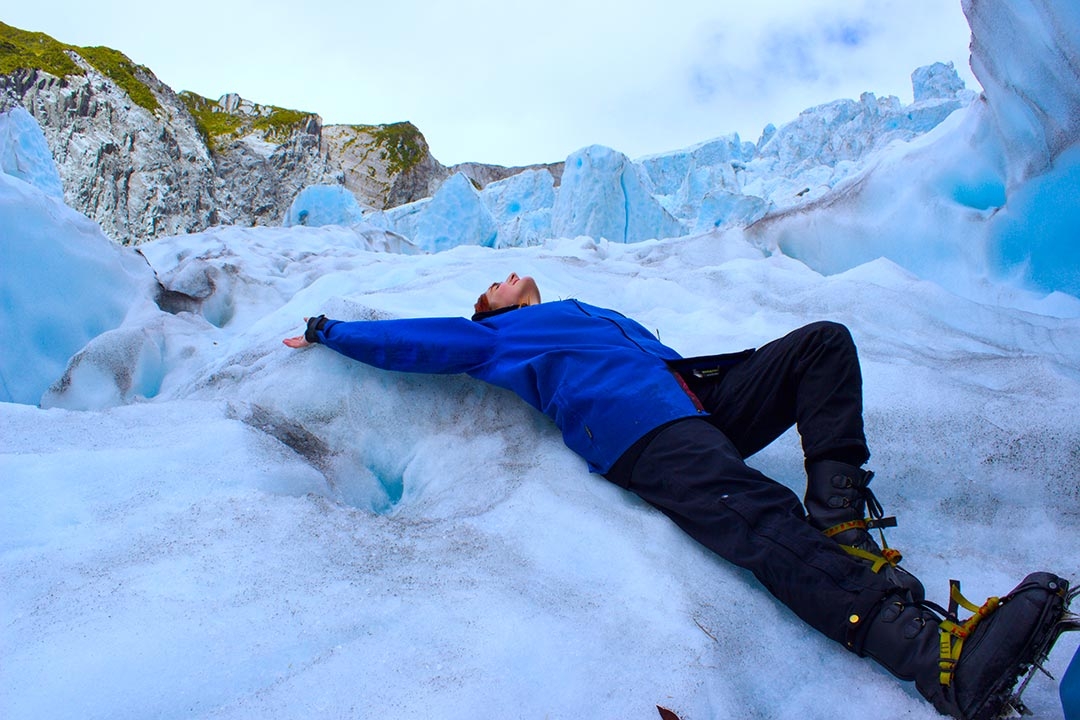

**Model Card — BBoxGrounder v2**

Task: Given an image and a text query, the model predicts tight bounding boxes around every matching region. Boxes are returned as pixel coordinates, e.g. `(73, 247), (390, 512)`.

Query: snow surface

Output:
(3, 220), (1080, 719)
(3, 2), (1080, 717)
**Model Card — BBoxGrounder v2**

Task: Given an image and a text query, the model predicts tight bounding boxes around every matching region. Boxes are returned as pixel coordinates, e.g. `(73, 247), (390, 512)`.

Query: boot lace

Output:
(823, 472), (904, 567)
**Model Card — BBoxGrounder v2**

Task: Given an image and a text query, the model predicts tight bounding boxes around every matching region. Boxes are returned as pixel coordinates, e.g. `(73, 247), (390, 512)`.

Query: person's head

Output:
(474, 272), (541, 314)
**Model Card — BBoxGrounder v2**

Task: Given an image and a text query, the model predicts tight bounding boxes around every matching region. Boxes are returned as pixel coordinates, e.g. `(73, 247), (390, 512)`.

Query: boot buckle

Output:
(866, 516), (898, 530)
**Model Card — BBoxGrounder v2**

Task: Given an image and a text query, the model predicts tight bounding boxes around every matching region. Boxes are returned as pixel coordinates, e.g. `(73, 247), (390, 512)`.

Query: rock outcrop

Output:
(0, 21), (524, 244)
(0, 53), (218, 243)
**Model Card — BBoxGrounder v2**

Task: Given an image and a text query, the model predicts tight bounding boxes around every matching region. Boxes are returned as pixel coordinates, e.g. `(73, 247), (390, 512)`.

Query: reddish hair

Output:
(474, 293), (492, 314)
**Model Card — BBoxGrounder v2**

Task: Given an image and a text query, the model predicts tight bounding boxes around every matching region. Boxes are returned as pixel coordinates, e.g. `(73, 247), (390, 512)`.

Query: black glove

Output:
(304, 315), (328, 344)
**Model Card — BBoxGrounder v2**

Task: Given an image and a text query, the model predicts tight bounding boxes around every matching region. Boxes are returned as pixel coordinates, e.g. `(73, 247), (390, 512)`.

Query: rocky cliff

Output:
(0, 22), (558, 245)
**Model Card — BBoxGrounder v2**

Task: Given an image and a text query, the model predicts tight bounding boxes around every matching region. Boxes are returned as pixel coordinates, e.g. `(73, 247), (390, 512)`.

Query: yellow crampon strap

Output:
(826, 518), (905, 570)
(839, 544), (894, 573)
(823, 518), (869, 538)
(938, 580), (1001, 686)
(880, 547), (903, 565)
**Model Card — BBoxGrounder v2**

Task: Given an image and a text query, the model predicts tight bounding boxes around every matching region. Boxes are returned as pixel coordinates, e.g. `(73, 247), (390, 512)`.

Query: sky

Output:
(5, 0), (979, 166)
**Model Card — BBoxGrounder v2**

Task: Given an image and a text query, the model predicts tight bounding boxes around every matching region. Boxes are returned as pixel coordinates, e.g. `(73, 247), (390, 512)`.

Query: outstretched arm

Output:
(283, 314), (497, 375)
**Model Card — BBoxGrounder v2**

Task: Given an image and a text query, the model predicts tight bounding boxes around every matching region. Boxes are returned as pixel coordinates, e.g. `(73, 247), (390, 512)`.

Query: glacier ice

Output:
(763, 0), (1080, 301)
(284, 184), (367, 228)
(986, 143), (1080, 297)
(638, 134), (759, 230)
(353, 62), (993, 293)
(2, 222), (1078, 719)
(382, 172), (498, 252)
(912, 61), (974, 103)
(963, 0), (1080, 185)
(384, 172), (496, 253)
(0, 168), (155, 405)
(553, 144), (685, 243)
(0, 106), (64, 200)
(482, 168), (556, 248)
(274, 57), (1079, 305)
(40, 325), (166, 410)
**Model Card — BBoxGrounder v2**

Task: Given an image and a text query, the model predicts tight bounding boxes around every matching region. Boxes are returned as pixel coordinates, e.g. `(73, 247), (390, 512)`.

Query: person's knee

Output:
(803, 319), (850, 336)
(804, 320), (855, 349)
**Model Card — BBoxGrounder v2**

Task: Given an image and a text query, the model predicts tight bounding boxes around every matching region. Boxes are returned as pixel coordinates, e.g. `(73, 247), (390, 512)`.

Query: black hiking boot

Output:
(805, 459), (924, 600)
(856, 572), (1077, 720)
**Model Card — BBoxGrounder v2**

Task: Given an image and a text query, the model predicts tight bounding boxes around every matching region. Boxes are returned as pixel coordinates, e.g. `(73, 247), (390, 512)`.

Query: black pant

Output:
(694, 320), (869, 466)
(605, 322), (892, 645)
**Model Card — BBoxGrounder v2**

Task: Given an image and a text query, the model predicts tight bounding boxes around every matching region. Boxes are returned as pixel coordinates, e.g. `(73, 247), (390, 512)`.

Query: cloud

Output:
(688, 6), (886, 103)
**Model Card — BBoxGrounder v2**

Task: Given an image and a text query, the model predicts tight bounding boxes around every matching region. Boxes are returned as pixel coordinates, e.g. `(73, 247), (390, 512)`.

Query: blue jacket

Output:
(315, 299), (708, 474)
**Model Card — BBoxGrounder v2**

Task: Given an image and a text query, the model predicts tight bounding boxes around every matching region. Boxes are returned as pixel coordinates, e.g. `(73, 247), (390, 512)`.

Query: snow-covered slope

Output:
(3, 224), (1079, 719)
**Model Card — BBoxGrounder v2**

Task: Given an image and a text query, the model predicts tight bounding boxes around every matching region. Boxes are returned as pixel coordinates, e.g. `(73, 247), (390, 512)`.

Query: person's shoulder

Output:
(564, 299), (628, 319)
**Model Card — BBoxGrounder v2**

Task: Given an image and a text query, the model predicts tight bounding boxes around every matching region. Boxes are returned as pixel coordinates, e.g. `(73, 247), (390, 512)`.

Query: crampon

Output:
(997, 583), (1080, 718)
(925, 574), (1080, 720)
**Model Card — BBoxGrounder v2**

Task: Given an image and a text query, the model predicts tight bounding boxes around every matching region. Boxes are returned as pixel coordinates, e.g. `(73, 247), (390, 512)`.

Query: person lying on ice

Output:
(284, 272), (1072, 720)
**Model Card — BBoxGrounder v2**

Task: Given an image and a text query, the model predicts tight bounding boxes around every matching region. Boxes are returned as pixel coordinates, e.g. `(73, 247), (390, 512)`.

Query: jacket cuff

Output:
(304, 315), (328, 344)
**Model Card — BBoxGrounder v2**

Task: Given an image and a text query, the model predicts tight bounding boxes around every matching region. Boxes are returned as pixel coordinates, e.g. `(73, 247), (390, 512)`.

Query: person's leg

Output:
(622, 417), (893, 644)
(616, 418), (1074, 720)
(692, 320), (867, 464)
(686, 321), (922, 597)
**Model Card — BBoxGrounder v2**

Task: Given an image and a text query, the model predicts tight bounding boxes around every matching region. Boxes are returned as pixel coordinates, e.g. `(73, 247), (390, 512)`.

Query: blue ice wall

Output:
(988, 144), (1080, 297)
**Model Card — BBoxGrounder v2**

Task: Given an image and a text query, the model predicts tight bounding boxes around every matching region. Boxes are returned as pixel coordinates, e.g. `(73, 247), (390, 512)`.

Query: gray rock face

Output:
(0, 40), (455, 245)
(1, 60), (218, 243)
(449, 161), (565, 189)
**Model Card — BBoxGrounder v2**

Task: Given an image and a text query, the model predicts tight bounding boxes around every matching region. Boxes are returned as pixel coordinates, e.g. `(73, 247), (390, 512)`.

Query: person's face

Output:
(485, 272), (541, 310)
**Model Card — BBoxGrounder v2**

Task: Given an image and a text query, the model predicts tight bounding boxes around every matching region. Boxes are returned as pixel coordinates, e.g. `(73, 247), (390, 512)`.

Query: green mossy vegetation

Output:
(252, 108), (311, 143)
(180, 91), (315, 150)
(180, 91), (245, 149)
(0, 23), (81, 77)
(0, 21), (159, 113)
(355, 122), (425, 175)
(76, 45), (159, 113)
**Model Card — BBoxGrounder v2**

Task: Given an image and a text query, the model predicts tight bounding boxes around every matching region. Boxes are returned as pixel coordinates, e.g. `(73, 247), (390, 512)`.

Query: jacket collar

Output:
(471, 304), (524, 322)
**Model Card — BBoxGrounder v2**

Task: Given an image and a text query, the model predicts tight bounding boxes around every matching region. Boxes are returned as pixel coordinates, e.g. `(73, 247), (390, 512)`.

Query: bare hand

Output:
(283, 318), (312, 348)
